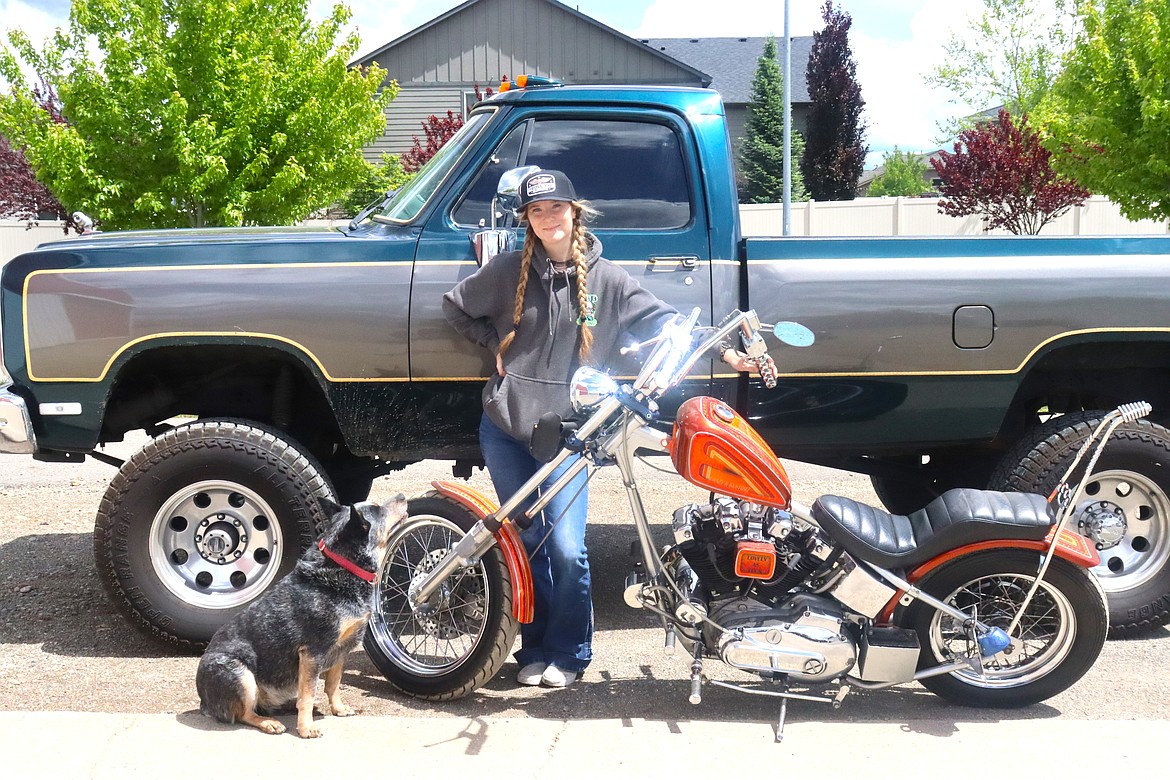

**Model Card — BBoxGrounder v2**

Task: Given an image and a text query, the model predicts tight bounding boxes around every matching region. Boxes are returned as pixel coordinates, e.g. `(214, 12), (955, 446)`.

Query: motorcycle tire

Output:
(363, 492), (519, 700)
(900, 549), (1107, 708)
(989, 412), (1170, 635)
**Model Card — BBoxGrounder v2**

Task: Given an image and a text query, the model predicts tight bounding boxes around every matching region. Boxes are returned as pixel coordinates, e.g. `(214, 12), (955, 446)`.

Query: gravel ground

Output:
(2, 433), (1168, 727)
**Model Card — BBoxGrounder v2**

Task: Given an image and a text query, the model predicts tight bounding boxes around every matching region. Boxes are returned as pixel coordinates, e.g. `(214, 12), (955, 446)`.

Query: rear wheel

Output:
(989, 413), (1170, 634)
(363, 492), (518, 700)
(902, 549), (1107, 707)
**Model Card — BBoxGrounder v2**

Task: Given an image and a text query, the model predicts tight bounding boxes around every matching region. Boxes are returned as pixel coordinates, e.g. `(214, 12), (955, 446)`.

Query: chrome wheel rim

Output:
(368, 516), (492, 677)
(148, 480), (283, 609)
(1073, 469), (1170, 594)
(931, 573), (1075, 688)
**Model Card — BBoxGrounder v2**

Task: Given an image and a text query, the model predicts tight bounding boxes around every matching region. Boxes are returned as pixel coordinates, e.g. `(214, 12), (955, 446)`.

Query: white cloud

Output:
(0, 1), (74, 86)
(1, 1), (68, 46)
(855, 1), (984, 164)
(635, 0), (992, 168)
(634, 0), (821, 38)
(313, 0), (460, 61)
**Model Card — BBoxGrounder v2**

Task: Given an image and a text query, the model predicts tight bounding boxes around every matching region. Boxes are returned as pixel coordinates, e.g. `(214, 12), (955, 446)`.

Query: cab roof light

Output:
(498, 74), (564, 92)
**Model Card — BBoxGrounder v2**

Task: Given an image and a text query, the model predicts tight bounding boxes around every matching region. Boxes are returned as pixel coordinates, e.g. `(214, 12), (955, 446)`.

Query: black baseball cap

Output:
(518, 169), (577, 208)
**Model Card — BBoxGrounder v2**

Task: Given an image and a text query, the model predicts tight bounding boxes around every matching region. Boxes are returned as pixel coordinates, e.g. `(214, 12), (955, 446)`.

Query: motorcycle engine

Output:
(671, 499), (857, 683)
(671, 498), (837, 601)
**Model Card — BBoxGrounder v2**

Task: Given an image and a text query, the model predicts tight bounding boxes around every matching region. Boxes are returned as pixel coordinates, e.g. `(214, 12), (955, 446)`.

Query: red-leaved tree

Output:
(401, 110), (464, 173)
(400, 85), (494, 173)
(0, 81), (75, 232)
(932, 109), (1089, 235)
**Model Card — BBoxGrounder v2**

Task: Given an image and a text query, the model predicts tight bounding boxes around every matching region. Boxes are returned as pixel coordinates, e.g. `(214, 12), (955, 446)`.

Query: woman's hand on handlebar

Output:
(721, 347), (776, 378)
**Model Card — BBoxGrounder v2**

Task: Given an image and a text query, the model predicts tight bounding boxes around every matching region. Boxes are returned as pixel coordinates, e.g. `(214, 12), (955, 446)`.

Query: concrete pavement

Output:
(4, 711), (1164, 776)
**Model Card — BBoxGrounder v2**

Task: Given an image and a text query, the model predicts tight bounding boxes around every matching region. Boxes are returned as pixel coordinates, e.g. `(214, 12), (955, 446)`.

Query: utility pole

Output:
(782, 0), (792, 235)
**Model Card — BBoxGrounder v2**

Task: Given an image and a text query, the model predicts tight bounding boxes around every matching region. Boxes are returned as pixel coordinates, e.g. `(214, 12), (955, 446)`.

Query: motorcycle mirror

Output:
(773, 321), (815, 347)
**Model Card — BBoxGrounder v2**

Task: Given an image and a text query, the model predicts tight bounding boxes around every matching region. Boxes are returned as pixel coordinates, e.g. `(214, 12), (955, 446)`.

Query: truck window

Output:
(379, 110), (495, 224)
(451, 118), (692, 231)
(451, 122), (528, 227)
(523, 119), (691, 229)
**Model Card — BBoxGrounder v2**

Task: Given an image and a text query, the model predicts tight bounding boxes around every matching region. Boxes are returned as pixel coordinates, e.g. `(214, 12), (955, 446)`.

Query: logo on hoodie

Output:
(577, 293), (598, 327)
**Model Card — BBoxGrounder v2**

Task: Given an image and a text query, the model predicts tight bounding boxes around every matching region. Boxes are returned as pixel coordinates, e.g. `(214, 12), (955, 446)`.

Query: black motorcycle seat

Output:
(810, 488), (1054, 570)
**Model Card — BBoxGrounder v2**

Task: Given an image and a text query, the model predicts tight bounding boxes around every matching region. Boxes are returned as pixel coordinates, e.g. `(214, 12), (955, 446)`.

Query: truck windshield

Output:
(375, 110), (495, 224)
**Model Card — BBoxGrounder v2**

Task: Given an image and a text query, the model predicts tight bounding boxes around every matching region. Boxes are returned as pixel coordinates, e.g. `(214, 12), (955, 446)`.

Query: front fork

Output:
(408, 400), (668, 609)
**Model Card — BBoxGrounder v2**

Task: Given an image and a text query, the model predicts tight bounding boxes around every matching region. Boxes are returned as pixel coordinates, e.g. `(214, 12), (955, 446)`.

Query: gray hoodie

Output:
(443, 233), (676, 443)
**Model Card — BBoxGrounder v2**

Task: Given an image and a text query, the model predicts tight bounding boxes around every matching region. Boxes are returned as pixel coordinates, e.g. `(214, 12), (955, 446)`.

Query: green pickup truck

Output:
(3, 81), (1169, 646)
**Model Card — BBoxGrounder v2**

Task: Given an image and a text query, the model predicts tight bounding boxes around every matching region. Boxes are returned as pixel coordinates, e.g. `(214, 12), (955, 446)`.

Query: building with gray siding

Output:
(353, 0), (811, 165)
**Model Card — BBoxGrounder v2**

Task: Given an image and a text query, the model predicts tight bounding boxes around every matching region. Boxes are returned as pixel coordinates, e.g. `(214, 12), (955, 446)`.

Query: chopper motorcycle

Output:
(363, 307), (1117, 729)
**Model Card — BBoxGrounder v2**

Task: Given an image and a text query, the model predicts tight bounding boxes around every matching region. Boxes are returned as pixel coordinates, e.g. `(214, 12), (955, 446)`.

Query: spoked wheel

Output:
(902, 549), (1107, 707)
(363, 493), (518, 700)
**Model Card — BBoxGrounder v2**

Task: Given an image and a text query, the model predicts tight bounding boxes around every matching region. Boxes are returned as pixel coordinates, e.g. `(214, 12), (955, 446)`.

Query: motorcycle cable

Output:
(525, 455), (598, 560)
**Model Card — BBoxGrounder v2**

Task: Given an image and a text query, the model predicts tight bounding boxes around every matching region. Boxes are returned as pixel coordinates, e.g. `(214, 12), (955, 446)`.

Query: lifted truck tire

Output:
(870, 453), (994, 515)
(989, 412), (1170, 636)
(93, 419), (336, 650)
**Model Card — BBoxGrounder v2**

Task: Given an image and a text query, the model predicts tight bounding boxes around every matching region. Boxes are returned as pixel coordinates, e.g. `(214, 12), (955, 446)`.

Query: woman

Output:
(443, 169), (758, 688)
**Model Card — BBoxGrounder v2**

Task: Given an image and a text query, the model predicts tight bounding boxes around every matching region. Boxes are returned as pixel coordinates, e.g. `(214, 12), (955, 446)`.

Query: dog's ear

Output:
(317, 494), (343, 520)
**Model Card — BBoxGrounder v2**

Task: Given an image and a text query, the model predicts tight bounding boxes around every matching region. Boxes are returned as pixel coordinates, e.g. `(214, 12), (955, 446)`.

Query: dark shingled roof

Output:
(639, 36), (813, 105)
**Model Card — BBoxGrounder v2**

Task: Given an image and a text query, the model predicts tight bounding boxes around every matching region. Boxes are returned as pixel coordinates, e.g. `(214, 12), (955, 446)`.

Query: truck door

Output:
(411, 110), (713, 387)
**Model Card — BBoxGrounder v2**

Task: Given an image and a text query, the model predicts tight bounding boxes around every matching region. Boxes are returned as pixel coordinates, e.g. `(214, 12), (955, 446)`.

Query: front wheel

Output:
(363, 492), (519, 700)
(901, 549), (1107, 707)
(93, 420), (335, 649)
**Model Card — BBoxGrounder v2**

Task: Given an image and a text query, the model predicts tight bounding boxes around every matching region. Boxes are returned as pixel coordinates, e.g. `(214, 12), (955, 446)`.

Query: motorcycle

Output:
(363, 307), (1121, 733)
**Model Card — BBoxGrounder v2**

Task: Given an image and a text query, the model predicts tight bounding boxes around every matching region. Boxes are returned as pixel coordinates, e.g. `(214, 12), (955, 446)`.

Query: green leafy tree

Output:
(738, 36), (805, 204)
(867, 148), (931, 197)
(0, 0), (394, 229)
(339, 154), (411, 217)
(802, 1), (867, 201)
(1042, 0), (1170, 222)
(928, 0), (1074, 135)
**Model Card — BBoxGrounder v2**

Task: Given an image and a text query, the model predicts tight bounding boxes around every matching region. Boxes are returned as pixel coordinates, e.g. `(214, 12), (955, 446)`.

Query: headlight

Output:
(570, 367), (618, 413)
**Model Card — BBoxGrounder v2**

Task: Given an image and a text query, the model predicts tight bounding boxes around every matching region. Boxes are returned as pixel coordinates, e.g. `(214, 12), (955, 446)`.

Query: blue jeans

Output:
(479, 413), (593, 672)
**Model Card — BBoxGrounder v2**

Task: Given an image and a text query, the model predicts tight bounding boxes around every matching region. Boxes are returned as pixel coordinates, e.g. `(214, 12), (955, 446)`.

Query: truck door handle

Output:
(648, 255), (699, 271)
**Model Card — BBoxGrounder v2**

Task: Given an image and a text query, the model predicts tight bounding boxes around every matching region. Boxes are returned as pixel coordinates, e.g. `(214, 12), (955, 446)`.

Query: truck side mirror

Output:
(492, 165), (541, 228)
(470, 229), (516, 266)
(471, 166), (542, 265)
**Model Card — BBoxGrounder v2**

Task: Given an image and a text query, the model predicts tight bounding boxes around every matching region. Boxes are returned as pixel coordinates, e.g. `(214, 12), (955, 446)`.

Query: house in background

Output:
(639, 37), (812, 154)
(856, 149), (944, 196)
(858, 106), (1011, 196)
(352, 0), (811, 163)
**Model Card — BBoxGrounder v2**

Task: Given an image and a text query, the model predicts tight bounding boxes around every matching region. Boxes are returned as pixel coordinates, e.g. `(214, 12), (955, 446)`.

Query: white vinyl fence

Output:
(739, 194), (1169, 237)
(5, 196), (1168, 265)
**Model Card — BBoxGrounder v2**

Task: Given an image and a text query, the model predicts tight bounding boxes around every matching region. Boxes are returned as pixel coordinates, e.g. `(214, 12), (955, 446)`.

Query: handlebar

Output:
(628, 308), (779, 396)
(754, 355), (778, 389)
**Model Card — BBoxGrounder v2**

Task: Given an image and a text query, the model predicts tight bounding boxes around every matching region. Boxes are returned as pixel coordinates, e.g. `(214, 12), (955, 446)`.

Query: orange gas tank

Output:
(669, 396), (792, 508)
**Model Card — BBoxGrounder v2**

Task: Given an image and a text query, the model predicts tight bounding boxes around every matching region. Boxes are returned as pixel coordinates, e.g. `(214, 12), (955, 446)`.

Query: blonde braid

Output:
(496, 229), (538, 358)
(571, 218), (593, 363)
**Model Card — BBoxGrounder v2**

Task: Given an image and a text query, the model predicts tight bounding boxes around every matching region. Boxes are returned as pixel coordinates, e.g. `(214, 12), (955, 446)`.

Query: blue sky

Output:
(7, 0), (1004, 167)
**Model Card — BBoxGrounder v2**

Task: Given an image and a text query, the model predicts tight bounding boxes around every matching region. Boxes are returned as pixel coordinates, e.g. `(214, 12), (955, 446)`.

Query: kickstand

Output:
(774, 696), (788, 743)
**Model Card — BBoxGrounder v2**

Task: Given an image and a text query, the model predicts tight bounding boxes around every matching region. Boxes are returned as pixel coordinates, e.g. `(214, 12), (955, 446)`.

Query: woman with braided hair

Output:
(442, 169), (676, 688)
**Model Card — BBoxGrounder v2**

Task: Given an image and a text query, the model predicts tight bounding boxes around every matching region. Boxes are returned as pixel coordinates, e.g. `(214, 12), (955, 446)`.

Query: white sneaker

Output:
(540, 664), (578, 688)
(516, 661), (547, 686)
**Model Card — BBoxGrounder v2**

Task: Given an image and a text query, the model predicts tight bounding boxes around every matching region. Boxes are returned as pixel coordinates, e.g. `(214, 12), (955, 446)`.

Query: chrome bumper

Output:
(0, 387), (36, 454)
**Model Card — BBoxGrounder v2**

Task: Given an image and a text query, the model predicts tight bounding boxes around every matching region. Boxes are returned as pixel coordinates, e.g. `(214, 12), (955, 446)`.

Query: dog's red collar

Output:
(317, 540), (379, 584)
